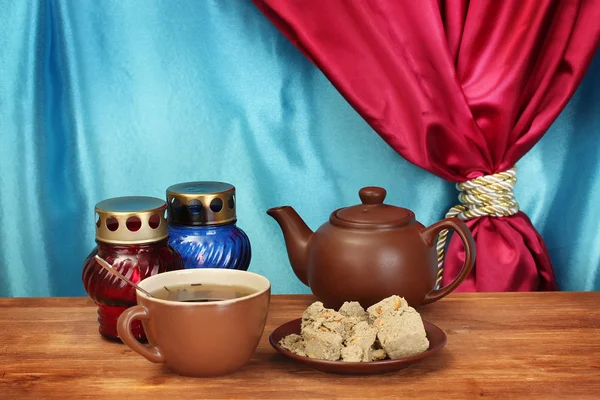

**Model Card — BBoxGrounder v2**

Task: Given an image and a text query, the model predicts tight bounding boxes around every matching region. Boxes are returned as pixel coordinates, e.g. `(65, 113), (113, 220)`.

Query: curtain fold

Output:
(253, 0), (600, 291)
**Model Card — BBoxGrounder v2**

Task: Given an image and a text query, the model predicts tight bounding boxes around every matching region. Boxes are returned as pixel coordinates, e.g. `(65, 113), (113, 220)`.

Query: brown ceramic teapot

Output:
(267, 186), (475, 309)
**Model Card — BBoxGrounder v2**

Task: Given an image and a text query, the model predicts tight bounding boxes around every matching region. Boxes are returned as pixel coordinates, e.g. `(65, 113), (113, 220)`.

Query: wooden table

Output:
(1, 293), (599, 399)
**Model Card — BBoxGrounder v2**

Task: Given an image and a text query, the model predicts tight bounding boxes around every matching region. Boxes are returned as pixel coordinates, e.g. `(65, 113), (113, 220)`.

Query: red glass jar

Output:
(82, 197), (184, 341)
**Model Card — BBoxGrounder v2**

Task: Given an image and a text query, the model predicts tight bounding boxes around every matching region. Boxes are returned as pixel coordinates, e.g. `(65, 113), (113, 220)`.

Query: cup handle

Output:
(117, 305), (165, 363)
(420, 217), (476, 305)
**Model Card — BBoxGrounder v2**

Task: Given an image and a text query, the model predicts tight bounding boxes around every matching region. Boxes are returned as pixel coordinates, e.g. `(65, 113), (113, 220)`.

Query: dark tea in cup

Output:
(151, 283), (256, 302)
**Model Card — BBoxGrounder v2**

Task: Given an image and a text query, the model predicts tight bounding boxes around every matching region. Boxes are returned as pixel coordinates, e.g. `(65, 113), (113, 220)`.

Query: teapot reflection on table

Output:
(267, 186), (475, 309)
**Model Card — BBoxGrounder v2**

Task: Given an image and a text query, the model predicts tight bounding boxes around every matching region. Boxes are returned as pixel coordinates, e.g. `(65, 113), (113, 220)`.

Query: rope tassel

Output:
(436, 167), (519, 287)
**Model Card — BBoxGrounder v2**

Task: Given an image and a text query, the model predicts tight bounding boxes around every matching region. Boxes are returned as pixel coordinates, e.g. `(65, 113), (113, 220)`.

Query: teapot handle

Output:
(420, 218), (475, 304)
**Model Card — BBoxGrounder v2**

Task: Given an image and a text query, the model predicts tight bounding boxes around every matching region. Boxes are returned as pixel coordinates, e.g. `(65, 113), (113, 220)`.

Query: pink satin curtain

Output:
(253, 0), (600, 291)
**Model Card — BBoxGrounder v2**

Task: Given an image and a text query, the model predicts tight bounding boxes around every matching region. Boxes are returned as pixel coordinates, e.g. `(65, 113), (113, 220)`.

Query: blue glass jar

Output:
(166, 182), (251, 270)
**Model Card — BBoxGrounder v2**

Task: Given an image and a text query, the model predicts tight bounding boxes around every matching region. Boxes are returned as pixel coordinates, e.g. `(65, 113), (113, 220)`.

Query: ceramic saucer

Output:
(269, 318), (446, 375)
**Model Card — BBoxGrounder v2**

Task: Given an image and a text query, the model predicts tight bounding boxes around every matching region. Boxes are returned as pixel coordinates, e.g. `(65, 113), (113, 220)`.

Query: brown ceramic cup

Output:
(116, 268), (271, 377)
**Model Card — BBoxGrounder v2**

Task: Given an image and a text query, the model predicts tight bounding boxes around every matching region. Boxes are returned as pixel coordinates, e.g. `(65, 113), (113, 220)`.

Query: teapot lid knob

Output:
(359, 187), (386, 204)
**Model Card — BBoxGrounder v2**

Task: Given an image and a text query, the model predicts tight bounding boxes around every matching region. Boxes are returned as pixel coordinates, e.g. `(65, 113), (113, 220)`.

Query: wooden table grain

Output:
(0, 293), (599, 399)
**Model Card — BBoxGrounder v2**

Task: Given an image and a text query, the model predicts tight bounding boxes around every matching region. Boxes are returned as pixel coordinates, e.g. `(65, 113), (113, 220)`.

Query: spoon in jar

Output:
(94, 255), (155, 298)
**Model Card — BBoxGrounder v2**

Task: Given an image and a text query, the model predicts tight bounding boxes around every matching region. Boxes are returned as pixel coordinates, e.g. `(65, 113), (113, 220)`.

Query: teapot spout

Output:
(267, 206), (313, 286)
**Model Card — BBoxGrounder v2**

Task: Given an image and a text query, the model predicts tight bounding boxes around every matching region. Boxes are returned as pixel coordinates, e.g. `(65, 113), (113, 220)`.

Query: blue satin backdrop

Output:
(0, 0), (598, 297)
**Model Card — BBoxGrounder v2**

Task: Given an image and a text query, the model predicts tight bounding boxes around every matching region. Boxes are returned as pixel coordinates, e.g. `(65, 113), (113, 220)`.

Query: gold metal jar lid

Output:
(95, 196), (168, 245)
(166, 182), (236, 226)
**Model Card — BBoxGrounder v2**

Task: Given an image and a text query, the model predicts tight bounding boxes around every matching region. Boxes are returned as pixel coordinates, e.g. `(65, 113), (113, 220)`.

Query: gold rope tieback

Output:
(435, 166), (519, 287)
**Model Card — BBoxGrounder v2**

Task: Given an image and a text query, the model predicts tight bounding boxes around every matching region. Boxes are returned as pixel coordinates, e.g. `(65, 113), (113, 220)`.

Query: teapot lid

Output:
(332, 187), (413, 227)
